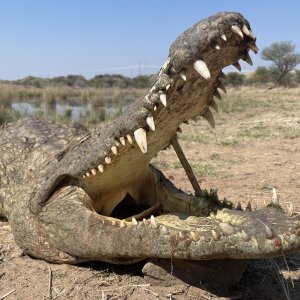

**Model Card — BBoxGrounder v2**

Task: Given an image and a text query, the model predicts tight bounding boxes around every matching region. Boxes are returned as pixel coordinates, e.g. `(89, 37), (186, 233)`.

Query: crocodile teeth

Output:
(214, 90), (222, 100)
(215, 44), (220, 50)
(105, 157), (111, 164)
(180, 72), (187, 81)
(115, 141), (121, 147)
(241, 230), (250, 241)
(120, 220), (126, 228)
(221, 33), (227, 41)
(219, 222), (235, 236)
(265, 225), (273, 239)
(272, 188), (279, 205)
(193, 60), (211, 79)
(111, 220), (116, 226)
(120, 137), (126, 146)
(98, 164), (104, 173)
(246, 201), (252, 212)
(82, 175), (86, 178)
(232, 62), (241, 71)
(146, 116), (155, 131)
(190, 231), (198, 241)
(154, 105), (157, 111)
(86, 172), (90, 177)
(159, 93), (167, 107)
(179, 232), (184, 239)
(287, 203), (294, 217)
(231, 25), (243, 38)
(134, 128), (147, 154)
(248, 43), (259, 54)
(242, 24), (250, 36)
(209, 99), (218, 112)
(161, 226), (169, 235)
(91, 168), (97, 176)
(111, 146), (117, 155)
(150, 215), (158, 228)
(131, 217), (138, 226)
(212, 230), (219, 241)
(202, 108), (215, 128)
(126, 134), (133, 144)
(218, 82), (227, 93)
(243, 53), (253, 66)
(166, 83), (171, 90)
(236, 202), (242, 211)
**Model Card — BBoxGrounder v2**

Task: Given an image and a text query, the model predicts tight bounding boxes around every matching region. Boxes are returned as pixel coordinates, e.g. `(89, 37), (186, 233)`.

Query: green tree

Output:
(226, 72), (245, 87)
(261, 41), (300, 86)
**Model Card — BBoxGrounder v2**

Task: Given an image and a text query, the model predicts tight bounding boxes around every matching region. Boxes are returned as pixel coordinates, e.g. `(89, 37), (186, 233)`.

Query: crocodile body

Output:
(0, 12), (299, 264)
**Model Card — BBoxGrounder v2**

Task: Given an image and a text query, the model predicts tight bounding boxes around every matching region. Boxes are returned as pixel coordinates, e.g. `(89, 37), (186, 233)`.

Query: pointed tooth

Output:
(115, 141), (121, 147)
(287, 203), (294, 217)
(265, 225), (273, 239)
(272, 188), (279, 206)
(219, 222), (235, 236)
(154, 105), (157, 111)
(161, 226), (169, 235)
(241, 230), (250, 241)
(82, 175), (86, 178)
(190, 231), (198, 241)
(105, 157), (111, 164)
(218, 82), (227, 93)
(134, 128), (147, 154)
(120, 137), (126, 146)
(111, 146), (117, 155)
(202, 108), (215, 128)
(180, 72), (187, 81)
(215, 44), (220, 50)
(179, 232), (184, 239)
(231, 25), (243, 38)
(126, 134), (133, 144)
(221, 33), (227, 41)
(246, 201), (252, 212)
(232, 62), (241, 71)
(98, 164), (104, 173)
(193, 60), (211, 79)
(166, 83), (171, 91)
(143, 218), (147, 225)
(212, 230), (219, 241)
(214, 90), (222, 100)
(209, 99), (218, 113)
(150, 215), (158, 228)
(176, 127), (182, 133)
(243, 53), (253, 66)
(91, 168), (97, 176)
(236, 202), (242, 211)
(86, 172), (90, 177)
(242, 24), (250, 36)
(248, 43), (259, 54)
(146, 116), (155, 131)
(120, 220), (126, 228)
(132, 217), (138, 226)
(159, 93), (167, 107)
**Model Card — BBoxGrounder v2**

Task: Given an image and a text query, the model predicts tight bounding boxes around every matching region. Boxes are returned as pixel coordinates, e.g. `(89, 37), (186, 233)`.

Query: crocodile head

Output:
(7, 12), (300, 264)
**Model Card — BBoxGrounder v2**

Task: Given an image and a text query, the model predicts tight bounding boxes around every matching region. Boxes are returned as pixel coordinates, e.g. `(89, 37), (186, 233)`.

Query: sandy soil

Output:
(1, 87), (300, 299)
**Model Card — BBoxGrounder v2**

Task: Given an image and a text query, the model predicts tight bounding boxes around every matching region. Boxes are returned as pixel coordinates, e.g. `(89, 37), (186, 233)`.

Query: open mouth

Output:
(72, 13), (258, 224)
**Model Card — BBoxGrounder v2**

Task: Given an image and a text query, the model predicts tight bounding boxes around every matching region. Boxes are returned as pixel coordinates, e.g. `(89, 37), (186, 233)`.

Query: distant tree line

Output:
(0, 74), (154, 89)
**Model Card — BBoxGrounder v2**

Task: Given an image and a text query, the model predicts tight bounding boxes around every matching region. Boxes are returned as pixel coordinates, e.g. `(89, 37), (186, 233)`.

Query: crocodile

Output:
(0, 12), (299, 265)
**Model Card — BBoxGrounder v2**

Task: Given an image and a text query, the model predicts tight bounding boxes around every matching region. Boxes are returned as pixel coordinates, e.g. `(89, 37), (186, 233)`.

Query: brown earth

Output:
(1, 87), (300, 299)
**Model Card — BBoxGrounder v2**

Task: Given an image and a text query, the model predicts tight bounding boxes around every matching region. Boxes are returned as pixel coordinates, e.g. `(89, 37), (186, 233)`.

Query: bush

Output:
(226, 72), (245, 86)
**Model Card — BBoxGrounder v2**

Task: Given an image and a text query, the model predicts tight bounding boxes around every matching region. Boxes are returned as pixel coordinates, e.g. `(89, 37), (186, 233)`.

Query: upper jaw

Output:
(32, 12), (257, 211)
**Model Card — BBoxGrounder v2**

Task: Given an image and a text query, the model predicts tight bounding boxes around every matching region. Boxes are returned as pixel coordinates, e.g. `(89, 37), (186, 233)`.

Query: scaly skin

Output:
(0, 12), (299, 264)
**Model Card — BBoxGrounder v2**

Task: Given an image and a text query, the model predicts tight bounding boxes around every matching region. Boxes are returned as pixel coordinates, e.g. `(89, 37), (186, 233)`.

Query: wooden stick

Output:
(171, 137), (202, 196)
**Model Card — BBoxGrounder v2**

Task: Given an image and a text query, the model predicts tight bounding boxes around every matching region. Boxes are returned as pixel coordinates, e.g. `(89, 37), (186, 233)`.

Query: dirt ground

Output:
(1, 87), (300, 299)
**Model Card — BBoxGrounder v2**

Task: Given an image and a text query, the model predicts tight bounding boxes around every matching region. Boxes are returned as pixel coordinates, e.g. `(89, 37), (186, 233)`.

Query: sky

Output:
(0, 1), (299, 80)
